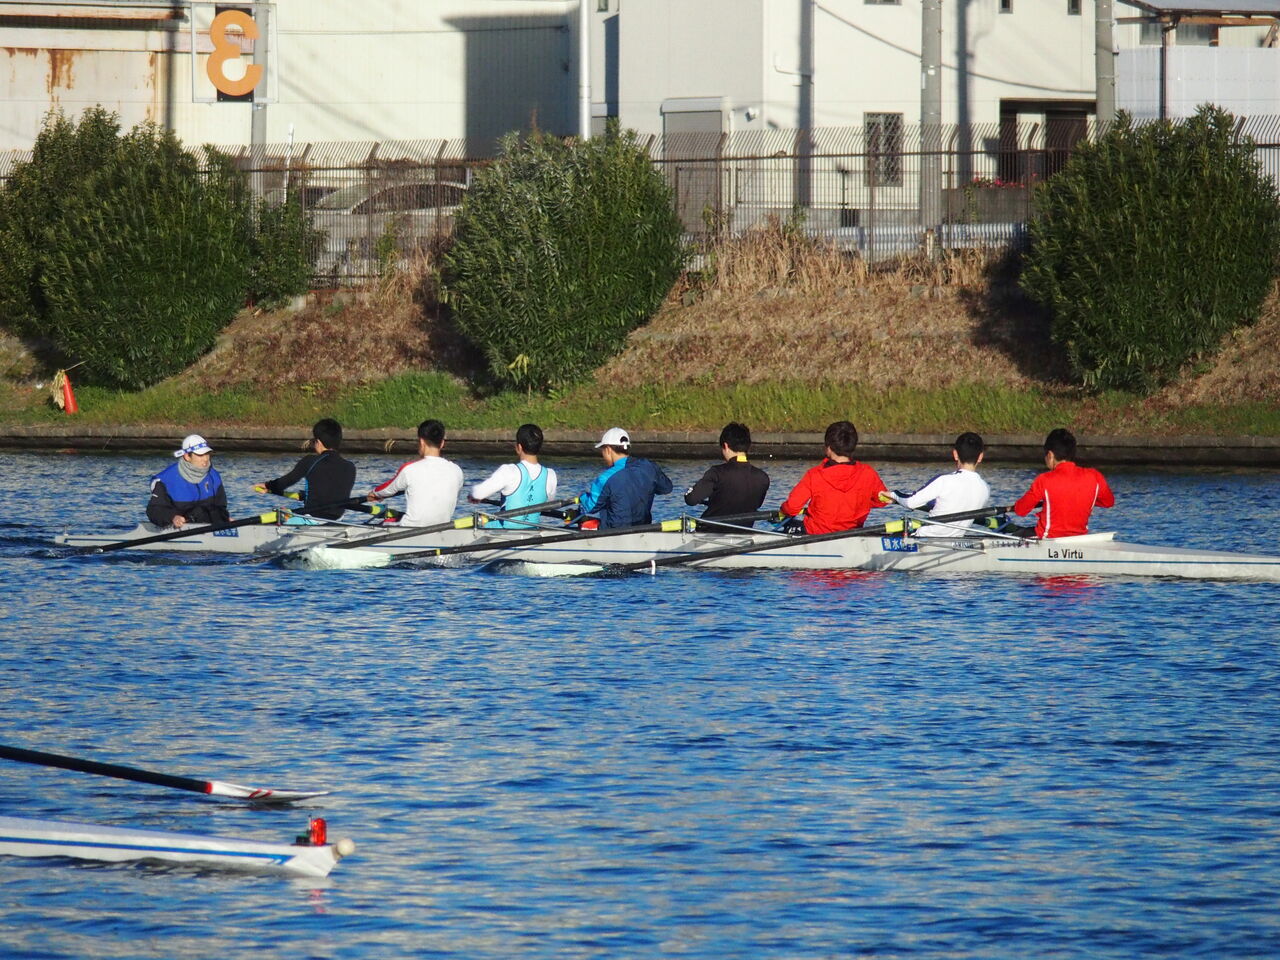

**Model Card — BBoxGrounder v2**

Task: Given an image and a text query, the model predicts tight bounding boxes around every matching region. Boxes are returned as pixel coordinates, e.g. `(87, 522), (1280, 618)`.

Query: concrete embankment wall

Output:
(2, 425), (1279, 468)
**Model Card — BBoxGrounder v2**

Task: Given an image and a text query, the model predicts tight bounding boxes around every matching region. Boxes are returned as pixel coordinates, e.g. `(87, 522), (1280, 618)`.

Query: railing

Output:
(3, 117), (1279, 284)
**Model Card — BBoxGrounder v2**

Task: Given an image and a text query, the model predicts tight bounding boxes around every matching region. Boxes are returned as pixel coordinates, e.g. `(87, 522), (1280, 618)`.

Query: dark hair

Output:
(312, 418), (342, 450)
(418, 419), (447, 448)
(1043, 427), (1077, 461)
(516, 423), (544, 455)
(719, 422), (751, 453)
(823, 420), (859, 458)
(954, 431), (984, 465)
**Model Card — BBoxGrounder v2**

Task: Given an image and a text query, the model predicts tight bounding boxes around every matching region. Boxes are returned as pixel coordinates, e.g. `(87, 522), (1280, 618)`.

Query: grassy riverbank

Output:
(4, 238), (1280, 438)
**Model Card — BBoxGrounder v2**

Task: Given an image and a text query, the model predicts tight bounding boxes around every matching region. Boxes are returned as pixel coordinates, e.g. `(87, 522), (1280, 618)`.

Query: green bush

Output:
(249, 191), (323, 309)
(1021, 106), (1280, 392)
(442, 123), (686, 390)
(0, 109), (253, 389)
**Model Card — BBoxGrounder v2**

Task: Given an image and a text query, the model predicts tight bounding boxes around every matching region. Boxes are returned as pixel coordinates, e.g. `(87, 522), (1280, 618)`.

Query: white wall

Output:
(0, 0), (576, 152)
(1118, 47), (1280, 119)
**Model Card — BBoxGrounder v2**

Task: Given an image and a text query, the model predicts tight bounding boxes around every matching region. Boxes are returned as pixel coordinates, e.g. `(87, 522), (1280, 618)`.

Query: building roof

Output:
(1123, 0), (1280, 14)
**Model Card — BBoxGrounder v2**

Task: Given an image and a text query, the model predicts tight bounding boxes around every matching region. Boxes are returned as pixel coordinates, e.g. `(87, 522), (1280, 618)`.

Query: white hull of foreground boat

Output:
(0, 815), (347, 878)
(469, 530), (1280, 581)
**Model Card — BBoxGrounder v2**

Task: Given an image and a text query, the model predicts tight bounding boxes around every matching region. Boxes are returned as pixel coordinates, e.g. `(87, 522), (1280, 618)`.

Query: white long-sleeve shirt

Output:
(891, 469), (990, 537)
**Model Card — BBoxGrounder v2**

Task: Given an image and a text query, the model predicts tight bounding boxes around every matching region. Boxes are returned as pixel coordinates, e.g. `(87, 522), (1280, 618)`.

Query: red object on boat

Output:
(309, 817), (327, 846)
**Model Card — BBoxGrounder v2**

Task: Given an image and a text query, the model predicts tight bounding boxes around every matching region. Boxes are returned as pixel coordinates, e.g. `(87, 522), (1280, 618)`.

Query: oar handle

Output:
(273, 491), (402, 521)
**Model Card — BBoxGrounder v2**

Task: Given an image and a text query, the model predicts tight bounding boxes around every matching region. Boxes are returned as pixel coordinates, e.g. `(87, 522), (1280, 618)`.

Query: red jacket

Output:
(781, 459), (887, 534)
(1013, 461), (1115, 538)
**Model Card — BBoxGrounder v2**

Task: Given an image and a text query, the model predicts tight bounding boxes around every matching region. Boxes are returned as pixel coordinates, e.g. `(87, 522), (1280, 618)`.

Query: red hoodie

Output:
(1013, 460), (1115, 538)
(781, 459), (888, 534)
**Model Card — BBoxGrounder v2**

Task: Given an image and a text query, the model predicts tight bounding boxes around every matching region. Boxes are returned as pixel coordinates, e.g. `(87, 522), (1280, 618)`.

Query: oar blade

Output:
(206, 780), (332, 803)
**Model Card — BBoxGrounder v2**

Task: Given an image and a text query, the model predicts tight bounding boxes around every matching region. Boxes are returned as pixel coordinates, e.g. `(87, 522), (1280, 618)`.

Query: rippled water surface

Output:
(2, 449), (1279, 959)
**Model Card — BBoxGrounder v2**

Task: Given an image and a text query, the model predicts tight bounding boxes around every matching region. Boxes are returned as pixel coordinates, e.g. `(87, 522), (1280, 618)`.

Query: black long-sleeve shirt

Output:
(265, 451), (357, 520)
(684, 459), (770, 519)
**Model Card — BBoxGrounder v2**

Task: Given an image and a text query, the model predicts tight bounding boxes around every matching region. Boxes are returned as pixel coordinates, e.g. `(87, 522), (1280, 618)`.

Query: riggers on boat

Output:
(0, 815), (354, 878)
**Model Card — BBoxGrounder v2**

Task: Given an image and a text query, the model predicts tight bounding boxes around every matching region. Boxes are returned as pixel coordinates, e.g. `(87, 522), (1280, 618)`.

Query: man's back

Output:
(1014, 461), (1114, 538)
(595, 457), (673, 528)
(375, 456), (464, 527)
(685, 459), (770, 519)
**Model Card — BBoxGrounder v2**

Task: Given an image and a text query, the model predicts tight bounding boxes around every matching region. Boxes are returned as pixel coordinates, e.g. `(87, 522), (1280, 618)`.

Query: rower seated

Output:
(254, 418), (356, 523)
(147, 434), (229, 529)
(578, 427), (673, 529)
(780, 420), (887, 534)
(469, 423), (558, 529)
(684, 422), (770, 522)
(880, 431), (990, 537)
(1013, 427), (1115, 538)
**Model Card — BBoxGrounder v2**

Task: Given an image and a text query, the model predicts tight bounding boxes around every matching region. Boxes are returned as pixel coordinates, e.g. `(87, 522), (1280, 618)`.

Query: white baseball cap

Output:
(174, 434), (213, 457)
(594, 427), (630, 449)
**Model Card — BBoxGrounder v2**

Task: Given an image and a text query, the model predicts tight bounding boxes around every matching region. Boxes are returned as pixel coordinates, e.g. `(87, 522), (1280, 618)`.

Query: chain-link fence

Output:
(2, 117), (1278, 285)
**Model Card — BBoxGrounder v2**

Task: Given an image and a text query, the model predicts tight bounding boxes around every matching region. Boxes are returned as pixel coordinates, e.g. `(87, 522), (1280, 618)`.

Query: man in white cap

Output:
(146, 434), (230, 529)
(577, 427), (673, 529)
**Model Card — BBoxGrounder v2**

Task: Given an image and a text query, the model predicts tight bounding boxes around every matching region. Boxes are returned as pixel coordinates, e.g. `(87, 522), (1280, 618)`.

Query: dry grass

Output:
(188, 250), (473, 393)
(1156, 289), (1280, 406)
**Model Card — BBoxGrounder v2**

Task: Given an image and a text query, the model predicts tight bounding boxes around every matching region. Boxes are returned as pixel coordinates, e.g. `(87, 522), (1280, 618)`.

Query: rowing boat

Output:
(55, 517), (1280, 581)
(423, 528), (1280, 581)
(0, 815), (353, 877)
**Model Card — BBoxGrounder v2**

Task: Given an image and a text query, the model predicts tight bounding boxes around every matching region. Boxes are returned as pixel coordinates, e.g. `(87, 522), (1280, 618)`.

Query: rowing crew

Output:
(146, 418), (1114, 542)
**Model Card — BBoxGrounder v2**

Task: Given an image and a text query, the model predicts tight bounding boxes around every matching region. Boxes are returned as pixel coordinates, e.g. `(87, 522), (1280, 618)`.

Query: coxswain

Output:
(1012, 427), (1115, 538)
(254, 418), (356, 523)
(469, 423), (558, 528)
(780, 420), (887, 534)
(147, 434), (230, 529)
(684, 422), (770, 520)
(366, 419), (464, 526)
(880, 431), (991, 537)
(578, 427), (673, 529)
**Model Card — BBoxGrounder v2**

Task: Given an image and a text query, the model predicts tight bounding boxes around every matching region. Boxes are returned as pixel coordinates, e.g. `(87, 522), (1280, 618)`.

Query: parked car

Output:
(311, 180), (467, 281)
(263, 185), (339, 209)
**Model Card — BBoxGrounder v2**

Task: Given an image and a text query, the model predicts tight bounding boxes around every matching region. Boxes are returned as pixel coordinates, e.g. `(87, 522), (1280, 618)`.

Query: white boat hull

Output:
(55, 521), (1280, 581)
(0, 816), (344, 877)
(462, 530), (1280, 581)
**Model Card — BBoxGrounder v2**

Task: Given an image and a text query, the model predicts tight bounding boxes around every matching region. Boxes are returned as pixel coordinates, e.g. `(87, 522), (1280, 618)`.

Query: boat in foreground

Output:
(461, 528), (1280, 582)
(0, 815), (353, 878)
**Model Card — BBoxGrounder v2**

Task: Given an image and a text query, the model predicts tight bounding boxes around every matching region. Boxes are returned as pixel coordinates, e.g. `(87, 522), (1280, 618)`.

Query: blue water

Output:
(1, 449), (1279, 959)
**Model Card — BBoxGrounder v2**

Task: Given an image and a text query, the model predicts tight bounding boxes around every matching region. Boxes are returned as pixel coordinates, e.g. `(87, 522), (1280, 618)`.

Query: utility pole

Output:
(920, 0), (943, 231)
(1095, 0), (1115, 128)
(578, 0), (591, 139)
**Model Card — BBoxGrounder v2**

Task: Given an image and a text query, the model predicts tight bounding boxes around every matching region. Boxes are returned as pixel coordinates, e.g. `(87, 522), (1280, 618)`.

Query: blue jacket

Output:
(147, 461), (229, 527)
(580, 456), (673, 529)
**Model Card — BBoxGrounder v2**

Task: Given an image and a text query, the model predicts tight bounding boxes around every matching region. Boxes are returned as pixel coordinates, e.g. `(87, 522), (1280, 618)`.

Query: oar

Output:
(615, 505), (1013, 572)
(392, 509), (780, 562)
(0, 744), (329, 803)
(79, 511), (285, 555)
(78, 495), (373, 555)
(321, 497), (578, 552)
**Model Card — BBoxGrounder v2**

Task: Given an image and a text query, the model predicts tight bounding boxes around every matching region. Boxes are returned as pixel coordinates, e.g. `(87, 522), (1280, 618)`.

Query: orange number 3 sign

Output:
(207, 10), (262, 97)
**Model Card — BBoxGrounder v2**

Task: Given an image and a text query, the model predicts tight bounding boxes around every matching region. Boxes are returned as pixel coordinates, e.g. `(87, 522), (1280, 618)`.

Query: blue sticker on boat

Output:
(881, 537), (918, 553)
(213, 529), (240, 538)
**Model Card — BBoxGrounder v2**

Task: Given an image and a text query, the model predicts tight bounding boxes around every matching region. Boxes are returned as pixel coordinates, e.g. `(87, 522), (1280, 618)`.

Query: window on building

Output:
(1068, 0), (1080, 14)
(865, 113), (903, 187)
(1000, 0), (1012, 12)
(597, 0), (609, 10)
(864, 0), (900, 5)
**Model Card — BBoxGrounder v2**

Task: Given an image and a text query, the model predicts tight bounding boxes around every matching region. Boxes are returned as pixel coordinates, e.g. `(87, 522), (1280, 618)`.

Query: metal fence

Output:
(4, 117), (1280, 284)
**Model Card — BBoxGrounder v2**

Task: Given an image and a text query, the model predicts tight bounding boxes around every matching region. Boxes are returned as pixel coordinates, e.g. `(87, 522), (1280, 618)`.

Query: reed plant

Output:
(1022, 106), (1280, 392)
